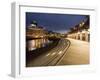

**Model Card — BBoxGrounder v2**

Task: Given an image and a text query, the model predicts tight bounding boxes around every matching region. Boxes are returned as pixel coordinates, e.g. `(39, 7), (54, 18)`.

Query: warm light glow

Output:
(41, 36), (43, 38)
(82, 30), (86, 33)
(58, 51), (62, 55)
(79, 23), (82, 27)
(28, 40), (36, 51)
(87, 31), (89, 34)
(46, 53), (50, 56)
(77, 31), (80, 34)
(35, 35), (39, 38)
(51, 52), (56, 56)
(88, 29), (90, 32)
(82, 22), (85, 25)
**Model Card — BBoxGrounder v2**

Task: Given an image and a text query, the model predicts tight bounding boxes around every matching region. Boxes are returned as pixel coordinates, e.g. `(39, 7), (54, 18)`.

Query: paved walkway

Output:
(58, 38), (89, 65)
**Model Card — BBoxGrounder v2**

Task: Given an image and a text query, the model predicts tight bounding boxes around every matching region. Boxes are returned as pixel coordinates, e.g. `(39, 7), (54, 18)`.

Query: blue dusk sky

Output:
(26, 12), (88, 33)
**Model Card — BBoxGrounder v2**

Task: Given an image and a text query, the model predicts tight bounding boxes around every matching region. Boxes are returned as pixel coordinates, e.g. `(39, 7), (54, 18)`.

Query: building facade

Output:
(26, 21), (49, 51)
(67, 17), (90, 42)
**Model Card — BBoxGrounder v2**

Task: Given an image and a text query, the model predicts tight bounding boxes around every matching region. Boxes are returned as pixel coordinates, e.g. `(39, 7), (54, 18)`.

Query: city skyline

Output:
(26, 12), (88, 33)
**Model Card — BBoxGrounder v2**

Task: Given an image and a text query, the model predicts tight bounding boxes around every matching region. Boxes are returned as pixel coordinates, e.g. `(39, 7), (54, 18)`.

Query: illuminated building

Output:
(67, 17), (90, 42)
(26, 21), (49, 51)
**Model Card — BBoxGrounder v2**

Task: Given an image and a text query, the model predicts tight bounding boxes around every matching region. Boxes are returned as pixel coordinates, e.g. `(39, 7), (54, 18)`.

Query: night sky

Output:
(26, 12), (87, 33)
